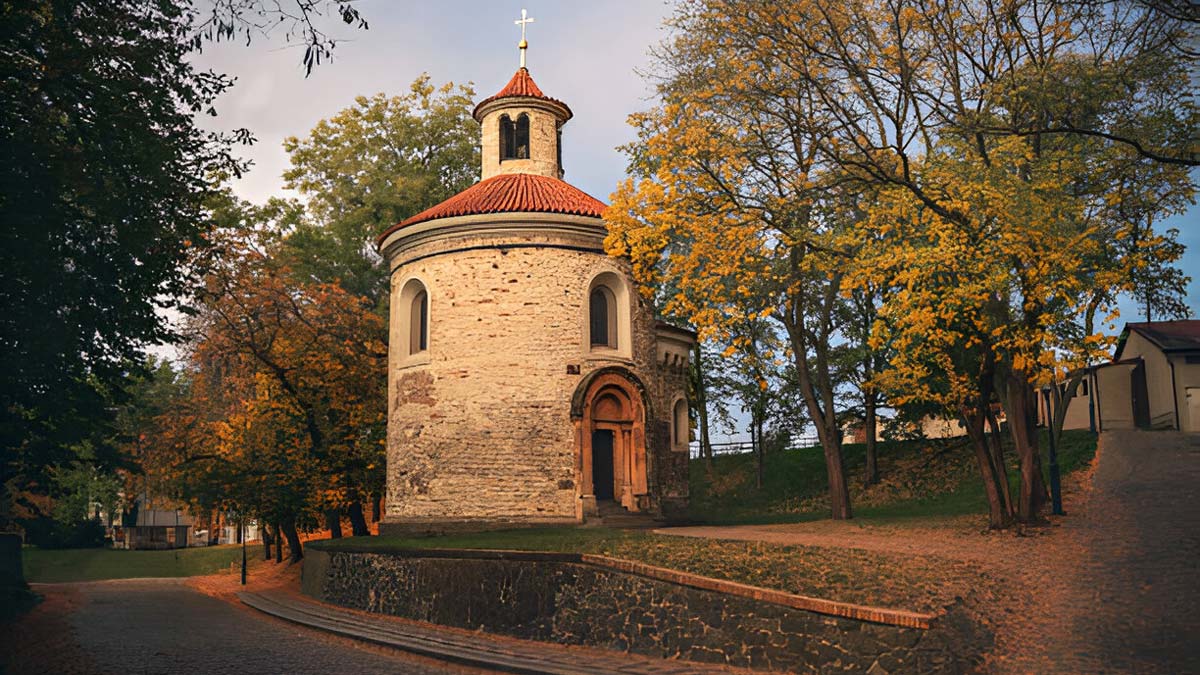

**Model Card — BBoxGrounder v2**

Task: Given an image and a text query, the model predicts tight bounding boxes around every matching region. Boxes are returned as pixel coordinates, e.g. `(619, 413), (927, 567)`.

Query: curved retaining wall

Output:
(301, 546), (989, 673)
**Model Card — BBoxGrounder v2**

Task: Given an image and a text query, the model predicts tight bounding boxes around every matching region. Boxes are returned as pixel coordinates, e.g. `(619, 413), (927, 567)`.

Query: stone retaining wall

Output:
(302, 546), (989, 673)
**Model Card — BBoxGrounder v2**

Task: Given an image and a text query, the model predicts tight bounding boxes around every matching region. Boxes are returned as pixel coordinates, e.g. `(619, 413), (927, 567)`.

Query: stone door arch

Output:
(574, 370), (648, 516)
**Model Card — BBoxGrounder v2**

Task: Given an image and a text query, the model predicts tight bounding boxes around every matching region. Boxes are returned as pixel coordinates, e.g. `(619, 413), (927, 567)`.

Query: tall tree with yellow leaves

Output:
(617, 0), (1195, 526)
(607, 39), (860, 519)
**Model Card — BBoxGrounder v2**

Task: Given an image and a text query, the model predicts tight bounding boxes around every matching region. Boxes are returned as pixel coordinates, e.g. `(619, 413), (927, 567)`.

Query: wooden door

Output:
(591, 430), (615, 500)
(1131, 362), (1150, 429)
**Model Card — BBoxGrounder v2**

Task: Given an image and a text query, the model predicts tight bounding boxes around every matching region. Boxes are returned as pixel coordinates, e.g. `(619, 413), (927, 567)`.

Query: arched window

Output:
(410, 289), (428, 354)
(500, 114), (514, 159)
(398, 278), (429, 360)
(585, 271), (631, 357)
(500, 113), (530, 160)
(673, 398), (689, 450)
(590, 287), (615, 347)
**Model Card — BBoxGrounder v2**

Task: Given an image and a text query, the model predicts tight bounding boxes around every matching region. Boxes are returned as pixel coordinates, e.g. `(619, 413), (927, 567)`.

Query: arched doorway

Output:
(575, 371), (649, 516)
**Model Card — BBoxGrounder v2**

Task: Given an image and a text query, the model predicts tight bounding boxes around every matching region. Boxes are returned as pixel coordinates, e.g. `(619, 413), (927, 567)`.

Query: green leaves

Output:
(280, 76), (480, 306)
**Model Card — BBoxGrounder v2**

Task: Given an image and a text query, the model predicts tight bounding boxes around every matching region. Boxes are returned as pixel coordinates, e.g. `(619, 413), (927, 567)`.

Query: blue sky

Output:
(194, 0), (1198, 334)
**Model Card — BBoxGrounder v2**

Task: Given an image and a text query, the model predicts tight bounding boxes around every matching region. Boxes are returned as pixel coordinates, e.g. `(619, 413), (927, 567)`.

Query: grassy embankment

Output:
(316, 429), (1097, 612)
(23, 545), (244, 583)
(689, 428), (1099, 524)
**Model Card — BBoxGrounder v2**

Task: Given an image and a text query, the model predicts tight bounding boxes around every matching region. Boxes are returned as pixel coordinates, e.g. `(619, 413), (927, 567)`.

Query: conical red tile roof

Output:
(377, 173), (606, 244)
(473, 68), (572, 121)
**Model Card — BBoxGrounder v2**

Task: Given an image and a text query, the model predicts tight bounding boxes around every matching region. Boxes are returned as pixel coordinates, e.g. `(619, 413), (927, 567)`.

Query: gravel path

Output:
(660, 430), (1200, 674)
(4, 578), (485, 675)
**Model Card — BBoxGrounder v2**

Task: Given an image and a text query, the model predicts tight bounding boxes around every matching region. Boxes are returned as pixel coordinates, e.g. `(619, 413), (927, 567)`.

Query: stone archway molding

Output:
(569, 365), (654, 421)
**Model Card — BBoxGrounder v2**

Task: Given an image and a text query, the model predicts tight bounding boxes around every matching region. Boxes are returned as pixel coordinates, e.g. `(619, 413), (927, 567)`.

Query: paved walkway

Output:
(241, 588), (748, 675)
(660, 430), (1200, 674)
(4, 578), (481, 674)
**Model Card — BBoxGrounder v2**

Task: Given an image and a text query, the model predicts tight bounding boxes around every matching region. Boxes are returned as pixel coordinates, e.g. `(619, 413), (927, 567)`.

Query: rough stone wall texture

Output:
(384, 223), (689, 525)
(306, 550), (988, 674)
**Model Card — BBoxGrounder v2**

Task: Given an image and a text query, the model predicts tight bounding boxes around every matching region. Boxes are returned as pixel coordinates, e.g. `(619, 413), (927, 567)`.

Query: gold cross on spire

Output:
(515, 9), (534, 69)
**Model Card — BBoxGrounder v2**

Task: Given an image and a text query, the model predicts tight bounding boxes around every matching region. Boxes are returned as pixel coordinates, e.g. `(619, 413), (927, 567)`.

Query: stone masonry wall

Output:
(384, 222), (689, 525)
(304, 548), (989, 674)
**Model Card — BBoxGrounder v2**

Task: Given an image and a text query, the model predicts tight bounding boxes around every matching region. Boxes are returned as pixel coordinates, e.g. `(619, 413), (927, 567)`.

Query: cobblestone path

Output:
(661, 430), (1200, 674)
(1015, 430), (1200, 674)
(7, 578), (484, 674)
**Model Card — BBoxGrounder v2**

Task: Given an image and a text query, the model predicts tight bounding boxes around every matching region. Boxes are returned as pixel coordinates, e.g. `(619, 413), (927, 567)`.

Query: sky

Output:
(191, 1), (1197, 440)
(192, 2), (671, 210)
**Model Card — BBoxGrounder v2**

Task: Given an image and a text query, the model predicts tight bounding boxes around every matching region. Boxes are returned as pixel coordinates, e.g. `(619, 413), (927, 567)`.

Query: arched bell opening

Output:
(574, 370), (648, 517)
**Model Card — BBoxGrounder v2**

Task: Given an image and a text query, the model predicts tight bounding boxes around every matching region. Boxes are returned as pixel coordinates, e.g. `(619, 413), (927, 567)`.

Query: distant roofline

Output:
(1114, 320), (1200, 361)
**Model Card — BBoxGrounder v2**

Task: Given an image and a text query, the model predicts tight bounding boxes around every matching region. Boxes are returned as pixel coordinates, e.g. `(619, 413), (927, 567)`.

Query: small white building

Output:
(1089, 321), (1200, 432)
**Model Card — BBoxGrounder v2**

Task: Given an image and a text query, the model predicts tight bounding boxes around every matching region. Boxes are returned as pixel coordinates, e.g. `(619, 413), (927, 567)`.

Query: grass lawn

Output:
(688, 429), (1098, 525)
(23, 545), (245, 583)
(312, 527), (988, 613)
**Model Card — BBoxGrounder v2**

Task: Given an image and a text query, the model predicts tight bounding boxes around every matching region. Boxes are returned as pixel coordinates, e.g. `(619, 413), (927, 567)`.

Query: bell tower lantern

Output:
(473, 11), (571, 181)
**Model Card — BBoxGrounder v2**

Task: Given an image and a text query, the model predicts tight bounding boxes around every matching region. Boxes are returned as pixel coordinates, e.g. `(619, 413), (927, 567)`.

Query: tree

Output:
(281, 77), (480, 306)
(195, 219), (386, 552)
(709, 320), (786, 489)
(138, 204), (386, 561)
(687, 339), (720, 467)
(629, 0), (1195, 527)
(194, 1), (369, 76)
(0, 0), (370, 531)
(608, 9), (879, 520)
(835, 280), (893, 487)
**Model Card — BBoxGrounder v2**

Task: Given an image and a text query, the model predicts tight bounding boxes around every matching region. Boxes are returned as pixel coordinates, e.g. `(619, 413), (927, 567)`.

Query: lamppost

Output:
(1041, 386), (1065, 516)
(240, 518), (247, 585)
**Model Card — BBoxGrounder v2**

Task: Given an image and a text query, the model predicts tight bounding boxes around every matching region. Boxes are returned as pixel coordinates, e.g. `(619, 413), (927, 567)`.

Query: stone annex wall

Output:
(385, 221), (690, 527)
(303, 547), (990, 674)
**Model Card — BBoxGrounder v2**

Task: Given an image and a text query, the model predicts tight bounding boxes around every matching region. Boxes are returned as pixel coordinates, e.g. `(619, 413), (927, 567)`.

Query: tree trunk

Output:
(962, 403), (1012, 529)
(371, 494), (381, 523)
(274, 522), (283, 563)
(1052, 375), (1083, 447)
(754, 414), (765, 490)
(985, 406), (1013, 516)
(261, 524), (273, 561)
(280, 518), (303, 563)
(780, 256), (851, 520)
(324, 509), (342, 538)
(348, 501), (370, 537)
(690, 340), (714, 468)
(863, 389), (879, 486)
(1005, 371), (1047, 523)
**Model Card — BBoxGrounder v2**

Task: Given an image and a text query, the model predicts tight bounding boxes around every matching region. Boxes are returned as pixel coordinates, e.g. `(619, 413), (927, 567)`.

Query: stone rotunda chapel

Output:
(375, 42), (695, 534)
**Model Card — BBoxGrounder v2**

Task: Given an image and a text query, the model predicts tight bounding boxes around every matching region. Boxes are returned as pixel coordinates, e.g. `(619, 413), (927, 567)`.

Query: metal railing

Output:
(689, 435), (821, 459)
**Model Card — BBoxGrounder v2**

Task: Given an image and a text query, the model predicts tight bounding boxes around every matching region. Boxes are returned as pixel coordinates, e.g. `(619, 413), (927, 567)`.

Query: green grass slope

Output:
(23, 545), (245, 583)
(689, 429), (1098, 524)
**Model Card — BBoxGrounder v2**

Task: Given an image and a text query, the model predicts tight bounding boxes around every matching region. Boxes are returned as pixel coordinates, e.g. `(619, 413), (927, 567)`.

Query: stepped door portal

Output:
(577, 371), (648, 515)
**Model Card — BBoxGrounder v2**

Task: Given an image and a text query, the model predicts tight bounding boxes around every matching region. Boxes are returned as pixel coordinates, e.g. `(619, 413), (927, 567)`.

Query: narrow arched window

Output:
(515, 114), (530, 159)
(500, 114), (515, 160)
(590, 287), (615, 348)
(673, 399), (689, 449)
(410, 289), (428, 354)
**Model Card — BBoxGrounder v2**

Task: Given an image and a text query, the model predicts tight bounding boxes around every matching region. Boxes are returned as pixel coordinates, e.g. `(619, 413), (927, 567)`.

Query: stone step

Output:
(240, 589), (746, 675)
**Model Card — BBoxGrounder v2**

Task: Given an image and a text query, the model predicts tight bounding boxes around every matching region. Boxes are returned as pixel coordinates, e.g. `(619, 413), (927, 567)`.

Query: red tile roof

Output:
(473, 68), (572, 121)
(377, 173), (606, 244)
(1115, 320), (1200, 360)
